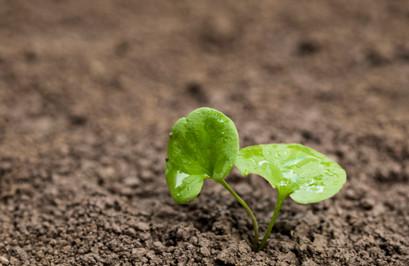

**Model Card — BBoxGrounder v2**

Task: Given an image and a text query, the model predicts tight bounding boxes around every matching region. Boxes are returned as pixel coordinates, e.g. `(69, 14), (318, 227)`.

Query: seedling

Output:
(165, 107), (259, 245)
(236, 144), (346, 249)
(165, 107), (346, 251)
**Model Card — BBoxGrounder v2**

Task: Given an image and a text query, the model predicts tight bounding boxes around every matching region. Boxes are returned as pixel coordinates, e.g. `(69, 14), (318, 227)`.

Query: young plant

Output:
(165, 107), (260, 245)
(165, 107), (346, 251)
(236, 144), (346, 250)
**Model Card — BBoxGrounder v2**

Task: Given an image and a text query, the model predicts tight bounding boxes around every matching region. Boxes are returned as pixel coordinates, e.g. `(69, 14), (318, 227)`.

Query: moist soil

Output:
(1, 1), (409, 265)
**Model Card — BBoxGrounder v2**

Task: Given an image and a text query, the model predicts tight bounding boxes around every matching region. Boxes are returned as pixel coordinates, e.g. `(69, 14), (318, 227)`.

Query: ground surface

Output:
(0, 1), (409, 265)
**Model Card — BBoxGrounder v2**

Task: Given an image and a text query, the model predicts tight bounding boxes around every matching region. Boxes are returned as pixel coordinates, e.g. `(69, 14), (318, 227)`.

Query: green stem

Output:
(220, 179), (260, 248)
(258, 191), (287, 250)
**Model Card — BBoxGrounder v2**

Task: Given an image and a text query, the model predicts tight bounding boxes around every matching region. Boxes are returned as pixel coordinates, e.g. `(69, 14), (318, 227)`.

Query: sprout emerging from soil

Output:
(165, 107), (346, 251)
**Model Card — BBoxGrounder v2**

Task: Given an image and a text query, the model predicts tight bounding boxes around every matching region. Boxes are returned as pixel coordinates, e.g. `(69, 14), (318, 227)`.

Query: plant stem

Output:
(258, 191), (287, 250)
(219, 179), (260, 248)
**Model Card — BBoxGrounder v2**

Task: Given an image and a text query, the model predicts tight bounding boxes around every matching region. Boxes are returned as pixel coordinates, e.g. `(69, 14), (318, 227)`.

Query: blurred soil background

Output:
(0, 0), (409, 265)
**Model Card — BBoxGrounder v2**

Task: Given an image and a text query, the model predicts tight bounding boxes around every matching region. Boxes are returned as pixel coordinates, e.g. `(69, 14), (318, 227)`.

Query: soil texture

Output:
(0, 0), (409, 265)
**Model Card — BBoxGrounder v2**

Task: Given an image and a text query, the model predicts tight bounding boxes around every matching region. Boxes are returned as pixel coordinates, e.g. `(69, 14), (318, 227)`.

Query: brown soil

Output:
(1, 1), (409, 265)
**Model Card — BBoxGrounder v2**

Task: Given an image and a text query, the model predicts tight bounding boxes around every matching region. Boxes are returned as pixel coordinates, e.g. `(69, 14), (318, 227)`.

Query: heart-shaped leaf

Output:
(166, 107), (239, 204)
(236, 144), (346, 204)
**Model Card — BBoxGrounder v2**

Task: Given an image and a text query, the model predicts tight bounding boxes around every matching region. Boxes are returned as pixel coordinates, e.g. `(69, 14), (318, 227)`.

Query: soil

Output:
(1, 0), (409, 265)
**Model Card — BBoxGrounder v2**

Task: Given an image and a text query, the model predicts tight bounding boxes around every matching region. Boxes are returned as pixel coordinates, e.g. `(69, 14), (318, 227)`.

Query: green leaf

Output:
(166, 107), (239, 204)
(236, 144), (346, 204)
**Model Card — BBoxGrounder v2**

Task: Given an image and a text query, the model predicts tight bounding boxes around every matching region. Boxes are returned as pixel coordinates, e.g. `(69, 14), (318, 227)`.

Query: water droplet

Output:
(309, 185), (324, 193)
(283, 170), (298, 182)
(175, 171), (189, 188)
(258, 160), (268, 167)
(301, 181), (324, 193)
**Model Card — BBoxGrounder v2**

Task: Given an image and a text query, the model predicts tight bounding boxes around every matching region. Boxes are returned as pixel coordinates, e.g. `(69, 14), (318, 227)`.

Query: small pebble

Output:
(112, 223), (122, 234)
(361, 198), (374, 210)
(0, 256), (9, 264)
(123, 176), (140, 187)
(139, 232), (150, 240)
(153, 241), (164, 250)
(125, 227), (137, 237)
(190, 236), (198, 245)
(200, 247), (211, 256)
(132, 248), (147, 256)
(345, 189), (358, 200)
(135, 222), (150, 231)
(140, 169), (153, 181)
